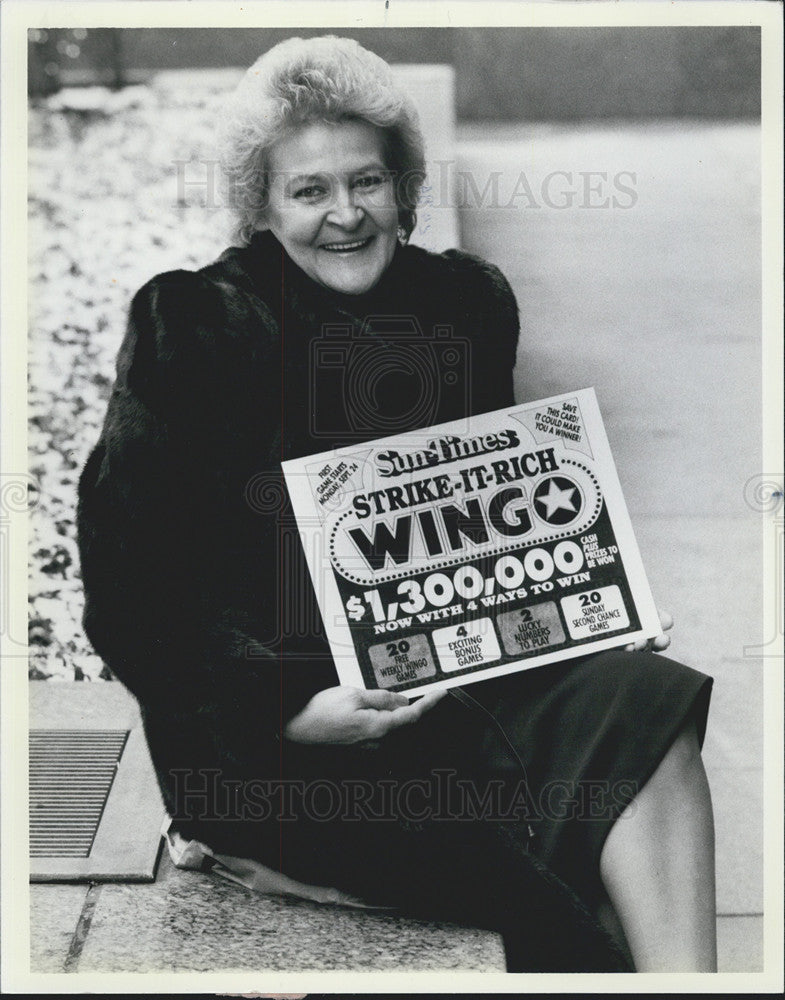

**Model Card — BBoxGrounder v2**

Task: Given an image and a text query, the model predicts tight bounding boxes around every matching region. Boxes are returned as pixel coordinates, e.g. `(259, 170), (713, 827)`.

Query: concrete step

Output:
(41, 851), (506, 973)
(30, 868), (764, 973)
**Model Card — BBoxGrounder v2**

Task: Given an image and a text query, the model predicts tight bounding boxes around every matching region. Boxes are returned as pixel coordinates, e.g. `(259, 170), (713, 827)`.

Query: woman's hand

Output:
(284, 685), (447, 745)
(624, 608), (674, 653)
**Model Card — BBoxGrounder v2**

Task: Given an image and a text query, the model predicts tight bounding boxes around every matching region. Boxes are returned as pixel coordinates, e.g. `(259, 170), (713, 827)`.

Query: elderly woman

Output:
(77, 36), (716, 973)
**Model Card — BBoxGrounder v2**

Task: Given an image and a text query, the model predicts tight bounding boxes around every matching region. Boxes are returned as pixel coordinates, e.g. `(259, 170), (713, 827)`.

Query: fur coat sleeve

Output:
(76, 269), (315, 842)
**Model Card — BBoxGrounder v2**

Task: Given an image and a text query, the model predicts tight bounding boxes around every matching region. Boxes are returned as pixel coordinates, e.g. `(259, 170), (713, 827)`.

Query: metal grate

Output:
(29, 729), (129, 858)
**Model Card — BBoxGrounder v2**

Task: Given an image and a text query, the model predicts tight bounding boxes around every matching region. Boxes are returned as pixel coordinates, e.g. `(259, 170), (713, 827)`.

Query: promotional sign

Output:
(282, 389), (661, 696)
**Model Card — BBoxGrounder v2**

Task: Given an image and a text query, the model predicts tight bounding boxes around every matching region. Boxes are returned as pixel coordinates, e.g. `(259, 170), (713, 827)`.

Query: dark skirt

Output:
(272, 648), (712, 969)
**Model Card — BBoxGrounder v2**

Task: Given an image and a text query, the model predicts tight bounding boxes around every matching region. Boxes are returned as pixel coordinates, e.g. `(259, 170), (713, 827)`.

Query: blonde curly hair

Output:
(219, 35), (426, 246)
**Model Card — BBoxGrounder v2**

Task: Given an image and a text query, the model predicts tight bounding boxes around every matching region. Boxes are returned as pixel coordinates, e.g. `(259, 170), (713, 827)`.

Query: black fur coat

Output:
(76, 231), (630, 972)
(77, 230), (520, 813)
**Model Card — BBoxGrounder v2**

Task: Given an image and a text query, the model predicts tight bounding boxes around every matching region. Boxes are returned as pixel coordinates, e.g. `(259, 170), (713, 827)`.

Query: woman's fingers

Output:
(624, 633), (671, 654)
(651, 632), (671, 651)
(624, 608), (674, 654)
(359, 689), (410, 711)
(370, 689), (448, 735)
(377, 704), (426, 733)
(287, 685), (448, 744)
(625, 637), (655, 653)
(409, 689), (448, 716)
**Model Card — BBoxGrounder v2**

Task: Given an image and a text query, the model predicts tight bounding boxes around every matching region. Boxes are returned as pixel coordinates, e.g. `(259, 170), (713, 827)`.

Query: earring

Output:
(397, 226), (407, 245)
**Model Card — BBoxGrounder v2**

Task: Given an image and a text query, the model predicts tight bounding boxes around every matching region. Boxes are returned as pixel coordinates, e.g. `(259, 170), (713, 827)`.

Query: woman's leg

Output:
(598, 716), (717, 971)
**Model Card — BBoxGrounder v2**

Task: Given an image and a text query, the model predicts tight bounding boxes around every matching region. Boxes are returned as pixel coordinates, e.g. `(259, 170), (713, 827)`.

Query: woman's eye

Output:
(353, 174), (385, 191)
(293, 185), (326, 201)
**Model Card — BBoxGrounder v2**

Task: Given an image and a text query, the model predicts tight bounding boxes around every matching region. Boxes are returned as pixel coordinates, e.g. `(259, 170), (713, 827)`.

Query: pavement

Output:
(29, 119), (767, 975)
(457, 119), (765, 964)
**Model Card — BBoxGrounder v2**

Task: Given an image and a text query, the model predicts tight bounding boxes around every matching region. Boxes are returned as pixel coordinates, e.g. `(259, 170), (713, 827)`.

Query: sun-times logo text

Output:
(376, 429), (520, 479)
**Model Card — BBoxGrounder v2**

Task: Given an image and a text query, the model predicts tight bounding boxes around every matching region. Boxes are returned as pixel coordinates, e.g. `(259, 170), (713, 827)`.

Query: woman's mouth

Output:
(320, 236), (373, 253)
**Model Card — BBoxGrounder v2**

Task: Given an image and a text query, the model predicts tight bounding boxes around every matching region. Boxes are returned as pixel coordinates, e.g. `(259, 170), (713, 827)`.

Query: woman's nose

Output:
(326, 186), (364, 229)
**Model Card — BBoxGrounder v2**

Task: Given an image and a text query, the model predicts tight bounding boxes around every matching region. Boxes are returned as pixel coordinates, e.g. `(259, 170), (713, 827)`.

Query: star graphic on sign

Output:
(537, 480), (577, 517)
(532, 475), (583, 525)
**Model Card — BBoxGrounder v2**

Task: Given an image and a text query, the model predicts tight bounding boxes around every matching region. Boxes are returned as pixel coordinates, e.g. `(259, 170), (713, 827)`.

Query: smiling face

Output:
(260, 119), (400, 295)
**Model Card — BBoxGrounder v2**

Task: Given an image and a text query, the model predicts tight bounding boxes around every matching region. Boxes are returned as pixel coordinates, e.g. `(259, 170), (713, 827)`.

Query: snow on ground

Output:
(28, 76), (239, 680)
